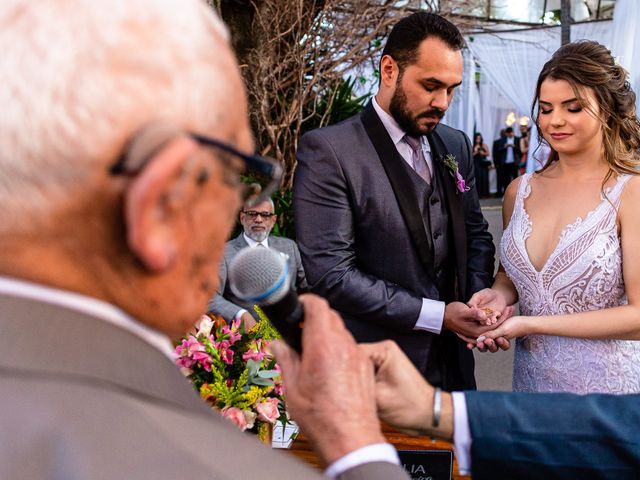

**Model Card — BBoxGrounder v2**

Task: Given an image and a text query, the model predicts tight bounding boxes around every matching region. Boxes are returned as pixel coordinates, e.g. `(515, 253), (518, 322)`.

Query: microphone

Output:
(228, 246), (303, 352)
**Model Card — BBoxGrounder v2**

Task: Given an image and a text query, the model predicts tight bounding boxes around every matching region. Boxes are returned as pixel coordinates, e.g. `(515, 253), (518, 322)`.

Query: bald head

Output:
(0, 0), (248, 232)
(0, 0), (253, 336)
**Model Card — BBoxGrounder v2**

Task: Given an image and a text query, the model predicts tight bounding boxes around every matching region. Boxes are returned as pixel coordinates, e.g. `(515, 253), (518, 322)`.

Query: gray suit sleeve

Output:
(337, 462), (410, 480)
(465, 391), (640, 479)
(294, 130), (422, 331)
(207, 255), (243, 322)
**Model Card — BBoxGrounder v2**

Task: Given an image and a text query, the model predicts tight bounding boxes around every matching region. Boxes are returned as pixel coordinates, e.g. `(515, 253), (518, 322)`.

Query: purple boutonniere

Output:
(441, 153), (470, 194)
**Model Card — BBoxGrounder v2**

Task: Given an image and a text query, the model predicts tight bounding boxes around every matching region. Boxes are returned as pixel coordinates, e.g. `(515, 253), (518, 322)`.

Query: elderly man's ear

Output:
(123, 135), (199, 273)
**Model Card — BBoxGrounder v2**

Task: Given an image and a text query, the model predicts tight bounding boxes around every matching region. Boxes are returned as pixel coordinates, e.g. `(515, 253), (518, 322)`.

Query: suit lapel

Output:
(0, 294), (212, 417)
(233, 233), (249, 250)
(426, 129), (467, 297)
(361, 102), (435, 281)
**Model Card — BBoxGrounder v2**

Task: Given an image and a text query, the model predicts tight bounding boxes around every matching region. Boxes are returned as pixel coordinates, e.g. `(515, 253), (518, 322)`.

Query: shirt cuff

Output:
(324, 443), (400, 479)
(234, 309), (248, 321)
(413, 298), (445, 334)
(452, 392), (472, 476)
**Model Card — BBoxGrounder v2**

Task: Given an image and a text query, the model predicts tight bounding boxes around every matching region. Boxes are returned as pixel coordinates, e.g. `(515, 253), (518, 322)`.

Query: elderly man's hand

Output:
(271, 295), (387, 466)
(360, 341), (454, 441)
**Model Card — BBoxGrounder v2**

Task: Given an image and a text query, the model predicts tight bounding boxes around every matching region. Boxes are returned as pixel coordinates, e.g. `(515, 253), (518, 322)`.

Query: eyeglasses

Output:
(109, 124), (282, 206)
(242, 210), (276, 219)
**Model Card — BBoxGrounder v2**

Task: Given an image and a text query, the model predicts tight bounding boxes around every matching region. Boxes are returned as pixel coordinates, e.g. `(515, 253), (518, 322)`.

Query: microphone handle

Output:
(260, 288), (304, 353)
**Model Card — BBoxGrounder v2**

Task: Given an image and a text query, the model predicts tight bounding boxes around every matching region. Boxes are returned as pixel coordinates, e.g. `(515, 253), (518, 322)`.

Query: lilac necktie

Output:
(404, 135), (431, 184)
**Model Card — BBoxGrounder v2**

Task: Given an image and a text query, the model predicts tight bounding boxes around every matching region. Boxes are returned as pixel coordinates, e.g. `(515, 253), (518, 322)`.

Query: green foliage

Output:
(302, 76), (371, 135)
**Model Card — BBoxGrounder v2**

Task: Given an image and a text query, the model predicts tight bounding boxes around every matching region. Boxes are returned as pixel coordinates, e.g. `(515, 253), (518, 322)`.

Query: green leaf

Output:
(250, 377), (276, 387)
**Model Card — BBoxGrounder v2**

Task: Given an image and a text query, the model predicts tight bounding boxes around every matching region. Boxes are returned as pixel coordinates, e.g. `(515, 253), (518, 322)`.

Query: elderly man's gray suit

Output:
(294, 102), (495, 391)
(208, 234), (307, 322)
(0, 293), (408, 480)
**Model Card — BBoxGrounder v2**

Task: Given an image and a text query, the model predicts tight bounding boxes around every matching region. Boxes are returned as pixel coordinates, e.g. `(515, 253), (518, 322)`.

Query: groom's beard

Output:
(389, 81), (445, 136)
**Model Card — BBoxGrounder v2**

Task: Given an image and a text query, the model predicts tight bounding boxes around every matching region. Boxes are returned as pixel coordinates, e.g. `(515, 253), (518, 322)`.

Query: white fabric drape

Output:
(465, 19), (616, 173)
(611, 0), (640, 113)
(442, 49), (477, 141)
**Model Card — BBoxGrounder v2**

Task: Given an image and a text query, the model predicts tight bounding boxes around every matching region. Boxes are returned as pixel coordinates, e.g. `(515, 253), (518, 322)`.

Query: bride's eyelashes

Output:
(539, 105), (584, 115)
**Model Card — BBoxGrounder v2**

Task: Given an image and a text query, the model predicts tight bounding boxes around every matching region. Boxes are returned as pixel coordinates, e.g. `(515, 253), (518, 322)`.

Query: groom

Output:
(294, 12), (496, 390)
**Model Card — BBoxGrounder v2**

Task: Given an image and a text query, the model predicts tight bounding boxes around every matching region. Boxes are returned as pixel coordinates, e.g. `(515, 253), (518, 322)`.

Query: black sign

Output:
(397, 450), (453, 480)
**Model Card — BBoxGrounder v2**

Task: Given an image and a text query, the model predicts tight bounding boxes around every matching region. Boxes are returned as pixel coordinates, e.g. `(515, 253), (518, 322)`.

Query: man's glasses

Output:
(109, 123), (282, 206)
(242, 210), (276, 219)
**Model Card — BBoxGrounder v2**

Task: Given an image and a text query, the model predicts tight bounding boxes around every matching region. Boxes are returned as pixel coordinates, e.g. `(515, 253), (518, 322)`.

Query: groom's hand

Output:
(467, 288), (508, 325)
(443, 301), (505, 339)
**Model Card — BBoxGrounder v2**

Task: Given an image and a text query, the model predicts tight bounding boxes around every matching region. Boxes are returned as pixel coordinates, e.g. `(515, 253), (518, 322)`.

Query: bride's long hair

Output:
(532, 40), (640, 183)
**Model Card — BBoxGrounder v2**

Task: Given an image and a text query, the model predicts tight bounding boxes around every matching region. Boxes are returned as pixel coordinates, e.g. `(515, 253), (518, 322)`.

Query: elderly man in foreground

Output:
(0, 1), (409, 478)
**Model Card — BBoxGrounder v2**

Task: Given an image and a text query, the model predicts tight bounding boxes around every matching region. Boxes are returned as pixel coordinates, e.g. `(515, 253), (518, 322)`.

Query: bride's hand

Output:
(476, 315), (529, 350)
(467, 288), (508, 325)
(461, 304), (515, 352)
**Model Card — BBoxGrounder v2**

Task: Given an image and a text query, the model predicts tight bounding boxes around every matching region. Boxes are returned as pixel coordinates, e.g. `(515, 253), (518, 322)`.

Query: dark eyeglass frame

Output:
(242, 210), (277, 219)
(109, 130), (282, 206)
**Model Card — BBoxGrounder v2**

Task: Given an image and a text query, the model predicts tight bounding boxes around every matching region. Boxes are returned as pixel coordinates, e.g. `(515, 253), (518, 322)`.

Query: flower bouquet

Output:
(175, 310), (285, 442)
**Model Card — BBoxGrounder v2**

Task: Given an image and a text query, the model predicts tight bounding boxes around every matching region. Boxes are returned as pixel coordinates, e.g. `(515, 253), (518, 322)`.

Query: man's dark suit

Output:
(0, 291), (406, 480)
(465, 391), (640, 479)
(494, 135), (521, 196)
(294, 102), (495, 390)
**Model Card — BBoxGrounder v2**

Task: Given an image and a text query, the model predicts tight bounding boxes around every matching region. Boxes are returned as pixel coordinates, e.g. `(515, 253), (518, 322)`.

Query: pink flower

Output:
(175, 354), (195, 369)
(192, 351), (212, 371)
(255, 398), (280, 423)
(242, 339), (266, 362)
(221, 407), (249, 431)
(455, 171), (467, 193)
(175, 336), (211, 369)
(219, 344), (234, 365)
(220, 322), (242, 345)
(274, 384), (284, 396)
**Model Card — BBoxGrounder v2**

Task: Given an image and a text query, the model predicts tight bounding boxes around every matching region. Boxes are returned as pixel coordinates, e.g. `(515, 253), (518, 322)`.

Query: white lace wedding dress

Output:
(501, 173), (640, 394)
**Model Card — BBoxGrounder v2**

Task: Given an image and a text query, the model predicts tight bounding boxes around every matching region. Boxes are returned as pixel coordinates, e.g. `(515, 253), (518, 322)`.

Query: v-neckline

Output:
(519, 174), (614, 274)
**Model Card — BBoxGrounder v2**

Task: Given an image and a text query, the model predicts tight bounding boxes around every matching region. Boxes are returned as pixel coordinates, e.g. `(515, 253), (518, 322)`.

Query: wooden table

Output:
(287, 423), (471, 479)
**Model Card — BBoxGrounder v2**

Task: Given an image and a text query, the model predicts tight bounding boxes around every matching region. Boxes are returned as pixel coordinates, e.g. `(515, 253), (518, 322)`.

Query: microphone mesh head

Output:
(228, 246), (290, 305)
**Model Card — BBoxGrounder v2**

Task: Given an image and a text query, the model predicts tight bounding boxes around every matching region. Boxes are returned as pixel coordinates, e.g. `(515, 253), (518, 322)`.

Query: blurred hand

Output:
(360, 340), (453, 440)
(271, 294), (386, 466)
(240, 311), (257, 330)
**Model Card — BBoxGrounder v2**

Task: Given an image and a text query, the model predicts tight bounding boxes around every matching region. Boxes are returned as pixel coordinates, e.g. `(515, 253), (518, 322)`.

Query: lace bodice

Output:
(501, 173), (640, 394)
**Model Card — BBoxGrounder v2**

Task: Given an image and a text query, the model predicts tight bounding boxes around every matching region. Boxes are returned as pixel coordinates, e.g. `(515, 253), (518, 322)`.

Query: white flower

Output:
(197, 315), (214, 337)
(243, 410), (257, 430)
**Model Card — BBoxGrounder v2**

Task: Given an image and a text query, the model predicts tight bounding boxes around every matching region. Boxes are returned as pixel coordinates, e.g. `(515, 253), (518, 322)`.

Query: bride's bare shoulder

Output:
(619, 174), (640, 214)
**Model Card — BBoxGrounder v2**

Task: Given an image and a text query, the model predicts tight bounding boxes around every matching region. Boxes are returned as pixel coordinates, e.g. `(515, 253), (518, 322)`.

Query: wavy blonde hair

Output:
(532, 40), (640, 185)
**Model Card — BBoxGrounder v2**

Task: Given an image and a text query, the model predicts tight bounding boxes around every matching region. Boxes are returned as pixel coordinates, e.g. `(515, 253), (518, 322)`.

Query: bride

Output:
(469, 40), (640, 394)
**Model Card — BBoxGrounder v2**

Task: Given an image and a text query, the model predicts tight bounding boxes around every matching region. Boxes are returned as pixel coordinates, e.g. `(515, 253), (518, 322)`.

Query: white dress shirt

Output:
(243, 232), (270, 249)
(371, 96), (445, 334)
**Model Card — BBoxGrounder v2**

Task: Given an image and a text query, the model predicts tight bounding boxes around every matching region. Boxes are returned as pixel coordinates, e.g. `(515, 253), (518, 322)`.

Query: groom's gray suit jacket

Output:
(208, 234), (308, 322)
(294, 102), (495, 391)
(0, 292), (407, 480)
